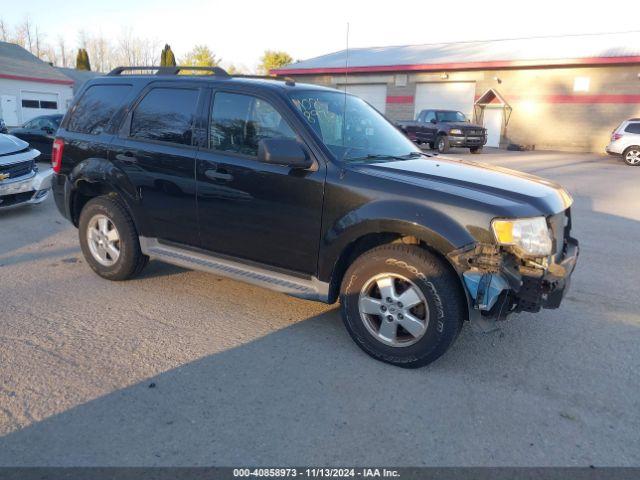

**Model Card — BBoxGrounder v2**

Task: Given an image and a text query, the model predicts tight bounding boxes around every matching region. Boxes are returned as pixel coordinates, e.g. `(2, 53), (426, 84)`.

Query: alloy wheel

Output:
(87, 214), (121, 266)
(625, 149), (640, 165)
(358, 273), (429, 347)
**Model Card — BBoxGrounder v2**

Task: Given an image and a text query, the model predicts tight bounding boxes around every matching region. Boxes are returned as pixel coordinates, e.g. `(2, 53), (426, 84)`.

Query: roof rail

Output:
(108, 66), (230, 77)
(232, 74), (296, 86)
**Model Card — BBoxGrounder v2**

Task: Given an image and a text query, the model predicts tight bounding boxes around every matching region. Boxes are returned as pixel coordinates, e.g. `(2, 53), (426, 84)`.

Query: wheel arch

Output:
(67, 158), (140, 227)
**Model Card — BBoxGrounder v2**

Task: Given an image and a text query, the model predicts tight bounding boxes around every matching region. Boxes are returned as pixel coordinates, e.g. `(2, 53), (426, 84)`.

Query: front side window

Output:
(210, 92), (296, 157)
(424, 111), (436, 123)
(67, 84), (132, 135)
(130, 88), (199, 145)
(290, 91), (419, 163)
(436, 111), (466, 122)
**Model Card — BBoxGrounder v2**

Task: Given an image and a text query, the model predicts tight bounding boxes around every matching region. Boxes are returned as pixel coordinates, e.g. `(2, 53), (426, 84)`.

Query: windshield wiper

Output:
(346, 152), (424, 163)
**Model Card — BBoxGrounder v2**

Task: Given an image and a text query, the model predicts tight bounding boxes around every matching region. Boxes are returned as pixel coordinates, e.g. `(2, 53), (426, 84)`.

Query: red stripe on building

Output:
(510, 94), (640, 104)
(386, 95), (414, 104)
(0, 73), (74, 85)
(272, 55), (640, 76)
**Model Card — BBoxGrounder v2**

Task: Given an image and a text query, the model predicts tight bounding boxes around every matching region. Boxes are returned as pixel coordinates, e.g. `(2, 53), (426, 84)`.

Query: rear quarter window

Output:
(66, 84), (132, 135)
(624, 123), (640, 134)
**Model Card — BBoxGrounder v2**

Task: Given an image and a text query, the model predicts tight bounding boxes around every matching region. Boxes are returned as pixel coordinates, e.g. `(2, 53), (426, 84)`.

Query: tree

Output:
(181, 45), (219, 68)
(160, 44), (176, 67)
(76, 48), (91, 70)
(258, 50), (293, 75)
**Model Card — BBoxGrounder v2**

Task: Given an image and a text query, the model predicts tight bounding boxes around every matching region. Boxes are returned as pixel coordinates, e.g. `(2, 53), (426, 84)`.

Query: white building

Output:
(0, 41), (74, 127)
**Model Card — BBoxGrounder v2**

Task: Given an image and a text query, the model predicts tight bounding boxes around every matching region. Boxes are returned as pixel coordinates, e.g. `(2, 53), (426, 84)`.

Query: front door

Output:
(196, 89), (325, 275)
(1, 95), (19, 127)
(110, 85), (202, 246)
(483, 108), (503, 148)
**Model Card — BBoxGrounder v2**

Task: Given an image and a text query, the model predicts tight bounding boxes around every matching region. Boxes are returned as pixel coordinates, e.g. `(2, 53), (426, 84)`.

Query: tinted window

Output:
(23, 119), (38, 129)
(424, 111), (436, 123)
(67, 84), (132, 135)
(624, 123), (640, 134)
(130, 88), (199, 145)
(436, 111), (466, 122)
(40, 101), (58, 109)
(21, 99), (39, 108)
(210, 92), (296, 157)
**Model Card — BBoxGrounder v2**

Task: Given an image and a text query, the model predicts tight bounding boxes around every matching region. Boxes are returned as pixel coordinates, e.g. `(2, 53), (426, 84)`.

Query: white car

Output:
(0, 134), (52, 209)
(605, 118), (640, 166)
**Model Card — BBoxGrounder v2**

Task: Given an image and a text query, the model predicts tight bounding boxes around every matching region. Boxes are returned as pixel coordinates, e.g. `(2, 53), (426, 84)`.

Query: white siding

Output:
(0, 78), (73, 127)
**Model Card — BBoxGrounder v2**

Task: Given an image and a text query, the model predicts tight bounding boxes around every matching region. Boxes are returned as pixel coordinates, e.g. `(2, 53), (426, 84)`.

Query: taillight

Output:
(612, 133), (623, 141)
(51, 138), (64, 173)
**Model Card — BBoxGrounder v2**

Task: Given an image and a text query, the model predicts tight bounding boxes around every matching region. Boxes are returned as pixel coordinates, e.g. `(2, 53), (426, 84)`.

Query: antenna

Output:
(342, 22), (350, 151)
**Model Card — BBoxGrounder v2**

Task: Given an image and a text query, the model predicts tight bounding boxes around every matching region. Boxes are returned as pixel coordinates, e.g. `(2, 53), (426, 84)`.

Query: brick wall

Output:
(290, 65), (640, 153)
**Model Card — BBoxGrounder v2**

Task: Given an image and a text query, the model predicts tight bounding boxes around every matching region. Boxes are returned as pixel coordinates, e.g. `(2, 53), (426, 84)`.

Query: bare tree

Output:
(18, 16), (34, 52)
(0, 18), (9, 42)
(58, 35), (68, 67)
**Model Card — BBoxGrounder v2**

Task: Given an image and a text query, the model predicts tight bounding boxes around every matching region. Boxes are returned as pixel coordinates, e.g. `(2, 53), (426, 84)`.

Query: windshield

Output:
(290, 91), (420, 163)
(436, 111), (466, 122)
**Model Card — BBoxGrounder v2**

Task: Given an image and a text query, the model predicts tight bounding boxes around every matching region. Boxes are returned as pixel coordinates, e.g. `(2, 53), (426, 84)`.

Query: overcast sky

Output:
(3, 0), (640, 70)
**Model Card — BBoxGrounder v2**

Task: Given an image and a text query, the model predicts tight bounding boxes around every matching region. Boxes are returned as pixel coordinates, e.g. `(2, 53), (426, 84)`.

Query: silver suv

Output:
(606, 119), (640, 166)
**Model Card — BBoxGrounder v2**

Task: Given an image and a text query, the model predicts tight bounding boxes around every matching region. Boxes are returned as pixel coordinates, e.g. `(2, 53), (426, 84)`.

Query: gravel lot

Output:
(0, 149), (638, 466)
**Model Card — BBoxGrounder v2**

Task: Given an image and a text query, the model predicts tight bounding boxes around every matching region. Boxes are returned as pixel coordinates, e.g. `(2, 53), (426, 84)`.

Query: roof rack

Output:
(107, 66), (296, 86)
(108, 66), (230, 77)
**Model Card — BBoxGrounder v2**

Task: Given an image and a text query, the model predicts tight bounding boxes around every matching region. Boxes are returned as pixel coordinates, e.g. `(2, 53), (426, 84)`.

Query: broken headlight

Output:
(491, 216), (553, 257)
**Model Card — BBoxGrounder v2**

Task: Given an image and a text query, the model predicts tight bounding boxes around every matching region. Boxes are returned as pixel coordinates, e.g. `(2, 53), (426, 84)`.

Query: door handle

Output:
(116, 151), (138, 164)
(205, 169), (233, 182)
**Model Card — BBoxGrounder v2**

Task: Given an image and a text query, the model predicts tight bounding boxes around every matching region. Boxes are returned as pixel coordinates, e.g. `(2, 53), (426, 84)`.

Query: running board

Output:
(139, 237), (329, 302)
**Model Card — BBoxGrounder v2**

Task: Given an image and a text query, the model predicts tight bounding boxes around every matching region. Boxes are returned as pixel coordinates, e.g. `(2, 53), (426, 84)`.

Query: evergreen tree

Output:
(76, 48), (91, 71)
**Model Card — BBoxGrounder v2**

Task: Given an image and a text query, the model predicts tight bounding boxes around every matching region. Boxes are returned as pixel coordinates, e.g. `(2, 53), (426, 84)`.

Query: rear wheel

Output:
(436, 135), (450, 153)
(79, 195), (148, 280)
(623, 146), (640, 166)
(340, 244), (465, 368)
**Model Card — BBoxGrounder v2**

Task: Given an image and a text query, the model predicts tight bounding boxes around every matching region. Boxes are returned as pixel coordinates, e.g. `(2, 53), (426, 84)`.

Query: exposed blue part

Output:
(463, 271), (510, 311)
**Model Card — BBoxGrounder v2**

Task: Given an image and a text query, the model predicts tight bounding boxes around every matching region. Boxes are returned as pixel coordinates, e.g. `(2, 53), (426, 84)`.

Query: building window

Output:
(40, 101), (58, 109)
(21, 99), (58, 109)
(573, 77), (590, 92)
(21, 99), (39, 108)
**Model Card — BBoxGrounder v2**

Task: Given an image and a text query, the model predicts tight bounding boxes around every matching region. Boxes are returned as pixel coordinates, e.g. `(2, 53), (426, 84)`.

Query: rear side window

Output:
(130, 88), (199, 145)
(209, 92), (296, 157)
(624, 123), (640, 134)
(67, 84), (132, 135)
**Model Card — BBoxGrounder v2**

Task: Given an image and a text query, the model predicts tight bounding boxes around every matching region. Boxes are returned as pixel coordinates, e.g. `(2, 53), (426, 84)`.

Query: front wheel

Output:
(470, 146), (483, 154)
(436, 135), (450, 153)
(623, 146), (640, 166)
(340, 244), (466, 368)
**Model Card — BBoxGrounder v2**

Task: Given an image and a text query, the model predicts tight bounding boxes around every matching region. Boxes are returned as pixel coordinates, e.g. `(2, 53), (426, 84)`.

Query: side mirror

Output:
(258, 138), (313, 169)
(430, 118), (437, 124)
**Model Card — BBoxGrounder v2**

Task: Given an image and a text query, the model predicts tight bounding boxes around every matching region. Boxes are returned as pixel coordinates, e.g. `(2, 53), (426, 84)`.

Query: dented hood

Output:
(351, 156), (573, 217)
(0, 134), (29, 155)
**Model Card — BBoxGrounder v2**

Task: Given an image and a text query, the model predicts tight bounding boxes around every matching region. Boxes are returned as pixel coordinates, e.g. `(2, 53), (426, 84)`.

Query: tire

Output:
(78, 195), (148, 281)
(623, 146), (640, 166)
(436, 135), (450, 153)
(340, 244), (465, 368)
(428, 142), (435, 150)
(470, 146), (483, 154)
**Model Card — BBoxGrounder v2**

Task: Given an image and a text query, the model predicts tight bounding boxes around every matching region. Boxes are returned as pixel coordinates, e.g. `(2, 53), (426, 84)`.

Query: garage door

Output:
(414, 82), (475, 119)
(340, 84), (387, 114)
(20, 91), (59, 123)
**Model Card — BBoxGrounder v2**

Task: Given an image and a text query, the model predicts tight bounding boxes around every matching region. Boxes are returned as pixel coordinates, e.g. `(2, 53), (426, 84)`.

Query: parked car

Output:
(51, 66), (578, 368)
(397, 109), (487, 154)
(0, 118), (8, 134)
(605, 118), (640, 166)
(0, 134), (52, 209)
(10, 114), (63, 160)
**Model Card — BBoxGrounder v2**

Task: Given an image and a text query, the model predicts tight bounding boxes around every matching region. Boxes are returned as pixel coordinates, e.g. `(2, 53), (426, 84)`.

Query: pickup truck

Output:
(51, 66), (578, 368)
(397, 109), (487, 154)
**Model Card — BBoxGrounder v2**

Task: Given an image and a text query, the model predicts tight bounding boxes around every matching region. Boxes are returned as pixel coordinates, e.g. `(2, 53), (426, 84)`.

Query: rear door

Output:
(110, 83), (202, 246)
(418, 110), (437, 143)
(195, 88), (325, 274)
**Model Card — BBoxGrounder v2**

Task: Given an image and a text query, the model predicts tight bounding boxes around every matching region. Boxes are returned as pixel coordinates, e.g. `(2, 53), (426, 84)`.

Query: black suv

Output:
(397, 109), (487, 153)
(52, 66), (578, 368)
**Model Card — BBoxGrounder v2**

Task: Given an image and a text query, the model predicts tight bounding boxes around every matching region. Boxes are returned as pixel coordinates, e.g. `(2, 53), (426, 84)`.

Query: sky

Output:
(2, 0), (640, 71)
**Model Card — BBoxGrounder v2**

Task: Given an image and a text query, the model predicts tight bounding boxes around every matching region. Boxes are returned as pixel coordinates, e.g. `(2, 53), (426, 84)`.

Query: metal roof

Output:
(56, 67), (101, 90)
(0, 41), (74, 85)
(273, 31), (640, 75)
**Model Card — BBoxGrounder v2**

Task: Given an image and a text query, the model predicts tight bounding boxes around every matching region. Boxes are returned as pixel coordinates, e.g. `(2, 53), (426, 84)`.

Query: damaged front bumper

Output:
(449, 233), (579, 321)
